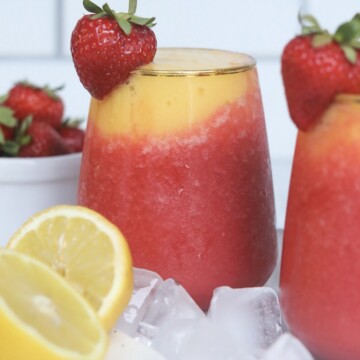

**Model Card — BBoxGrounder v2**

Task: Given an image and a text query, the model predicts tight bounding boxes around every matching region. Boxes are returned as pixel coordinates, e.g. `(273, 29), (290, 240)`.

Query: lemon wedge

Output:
(8, 205), (133, 330)
(0, 248), (107, 360)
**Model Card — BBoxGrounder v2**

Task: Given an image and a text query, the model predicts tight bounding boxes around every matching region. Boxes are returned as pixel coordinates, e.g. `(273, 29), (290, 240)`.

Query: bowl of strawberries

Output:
(0, 81), (85, 244)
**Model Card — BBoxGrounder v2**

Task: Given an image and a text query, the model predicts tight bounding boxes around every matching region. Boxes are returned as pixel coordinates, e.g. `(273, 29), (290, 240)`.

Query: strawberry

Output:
(18, 121), (72, 157)
(0, 125), (13, 140)
(282, 14), (360, 131)
(71, 0), (157, 99)
(57, 119), (85, 152)
(4, 81), (64, 128)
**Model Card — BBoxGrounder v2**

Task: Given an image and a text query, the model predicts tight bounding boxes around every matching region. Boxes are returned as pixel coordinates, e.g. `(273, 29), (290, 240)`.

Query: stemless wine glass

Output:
(78, 48), (277, 309)
(280, 94), (360, 360)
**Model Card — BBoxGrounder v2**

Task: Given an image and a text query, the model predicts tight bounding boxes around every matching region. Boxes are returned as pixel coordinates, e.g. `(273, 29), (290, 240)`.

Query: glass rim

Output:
(335, 93), (360, 103)
(132, 48), (256, 77)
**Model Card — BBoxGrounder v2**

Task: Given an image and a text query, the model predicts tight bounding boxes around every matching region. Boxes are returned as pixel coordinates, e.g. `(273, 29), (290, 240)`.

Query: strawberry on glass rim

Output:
(71, 0), (157, 99)
(282, 14), (360, 131)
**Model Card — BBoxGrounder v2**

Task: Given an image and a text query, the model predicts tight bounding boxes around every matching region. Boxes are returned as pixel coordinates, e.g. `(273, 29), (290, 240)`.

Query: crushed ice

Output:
(105, 267), (314, 360)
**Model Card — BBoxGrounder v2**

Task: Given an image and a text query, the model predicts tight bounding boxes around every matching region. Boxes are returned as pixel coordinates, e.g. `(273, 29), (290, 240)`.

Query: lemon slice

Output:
(8, 205), (133, 330)
(0, 248), (107, 360)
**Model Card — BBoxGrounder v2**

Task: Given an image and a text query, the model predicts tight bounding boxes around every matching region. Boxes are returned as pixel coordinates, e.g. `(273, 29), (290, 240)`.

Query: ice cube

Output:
(113, 268), (163, 336)
(150, 318), (204, 359)
(208, 287), (282, 353)
(261, 333), (314, 360)
(106, 330), (166, 360)
(151, 317), (258, 360)
(135, 278), (206, 345)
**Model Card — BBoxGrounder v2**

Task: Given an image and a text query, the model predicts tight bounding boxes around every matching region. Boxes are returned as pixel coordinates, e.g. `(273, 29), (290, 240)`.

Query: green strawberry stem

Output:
(299, 13), (360, 64)
(128, 0), (137, 15)
(83, 0), (156, 35)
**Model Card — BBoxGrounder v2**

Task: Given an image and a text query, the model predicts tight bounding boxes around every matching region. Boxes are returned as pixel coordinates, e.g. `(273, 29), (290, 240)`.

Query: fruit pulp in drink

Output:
(78, 48), (277, 309)
(280, 95), (360, 360)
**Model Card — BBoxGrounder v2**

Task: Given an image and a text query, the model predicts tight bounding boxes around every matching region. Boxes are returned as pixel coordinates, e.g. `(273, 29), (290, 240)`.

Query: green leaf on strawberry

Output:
(114, 13), (132, 35)
(83, 0), (103, 14)
(333, 15), (360, 63)
(299, 14), (324, 35)
(0, 115), (32, 156)
(84, 0), (156, 35)
(341, 45), (358, 64)
(312, 32), (332, 47)
(334, 21), (360, 44)
(298, 13), (360, 63)
(15, 115), (32, 145)
(0, 106), (17, 128)
(1, 140), (20, 157)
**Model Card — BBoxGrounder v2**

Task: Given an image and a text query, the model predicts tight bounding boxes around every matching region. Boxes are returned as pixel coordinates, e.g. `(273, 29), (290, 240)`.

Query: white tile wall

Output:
(308, 0), (360, 32)
(0, 0), (58, 57)
(0, 0), (358, 228)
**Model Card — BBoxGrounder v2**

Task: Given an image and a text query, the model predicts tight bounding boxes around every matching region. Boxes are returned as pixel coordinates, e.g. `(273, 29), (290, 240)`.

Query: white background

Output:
(1, 0), (359, 228)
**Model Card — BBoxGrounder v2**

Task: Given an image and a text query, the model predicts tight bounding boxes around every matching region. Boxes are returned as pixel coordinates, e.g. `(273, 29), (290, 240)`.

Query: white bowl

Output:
(0, 153), (82, 245)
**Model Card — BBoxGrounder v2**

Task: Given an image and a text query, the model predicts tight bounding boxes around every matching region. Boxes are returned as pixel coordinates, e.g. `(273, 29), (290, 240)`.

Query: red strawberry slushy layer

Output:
(78, 49), (277, 309)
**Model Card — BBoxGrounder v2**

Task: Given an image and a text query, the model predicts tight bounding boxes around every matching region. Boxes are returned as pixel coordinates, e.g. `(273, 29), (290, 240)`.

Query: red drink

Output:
(79, 48), (277, 308)
(280, 95), (360, 359)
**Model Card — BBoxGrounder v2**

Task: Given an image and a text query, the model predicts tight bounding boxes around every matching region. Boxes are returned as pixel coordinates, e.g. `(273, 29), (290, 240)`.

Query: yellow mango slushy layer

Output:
(88, 48), (256, 136)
